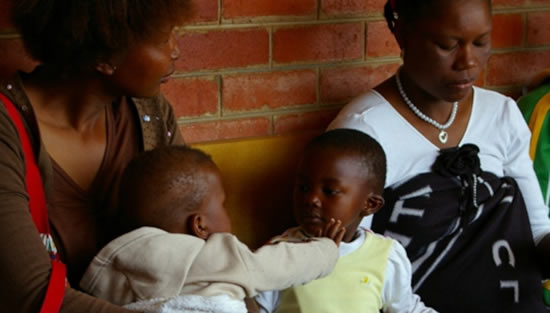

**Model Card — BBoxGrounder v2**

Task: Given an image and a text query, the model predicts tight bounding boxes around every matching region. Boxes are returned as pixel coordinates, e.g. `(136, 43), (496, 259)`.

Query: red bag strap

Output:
(0, 92), (66, 313)
(40, 260), (67, 313)
(0, 93), (49, 233)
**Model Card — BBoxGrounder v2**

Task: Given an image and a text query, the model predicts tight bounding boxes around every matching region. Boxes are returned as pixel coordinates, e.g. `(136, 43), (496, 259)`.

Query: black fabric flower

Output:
(432, 144), (482, 226)
(432, 144), (481, 178)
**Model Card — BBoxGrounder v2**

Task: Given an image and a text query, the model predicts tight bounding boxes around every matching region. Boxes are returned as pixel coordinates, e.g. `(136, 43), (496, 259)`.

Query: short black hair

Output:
(383, 0), (492, 33)
(117, 145), (214, 233)
(306, 128), (387, 193)
(12, 0), (190, 72)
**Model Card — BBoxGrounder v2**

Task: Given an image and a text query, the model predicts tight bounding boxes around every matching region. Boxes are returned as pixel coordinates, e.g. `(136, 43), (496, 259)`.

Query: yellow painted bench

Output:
(193, 131), (320, 248)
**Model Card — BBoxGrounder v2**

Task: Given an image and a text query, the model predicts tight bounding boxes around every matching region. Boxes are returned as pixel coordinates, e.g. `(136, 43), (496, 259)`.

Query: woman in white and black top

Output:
(328, 0), (550, 312)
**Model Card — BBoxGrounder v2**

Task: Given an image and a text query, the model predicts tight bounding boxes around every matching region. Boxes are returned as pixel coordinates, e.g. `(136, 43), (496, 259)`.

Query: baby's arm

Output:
(382, 241), (439, 313)
(251, 220), (344, 313)
(236, 221), (344, 297)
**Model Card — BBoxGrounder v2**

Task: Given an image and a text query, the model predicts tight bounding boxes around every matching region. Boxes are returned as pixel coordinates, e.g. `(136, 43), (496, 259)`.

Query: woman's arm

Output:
(502, 100), (550, 241)
(0, 103), (134, 313)
(501, 98), (550, 276)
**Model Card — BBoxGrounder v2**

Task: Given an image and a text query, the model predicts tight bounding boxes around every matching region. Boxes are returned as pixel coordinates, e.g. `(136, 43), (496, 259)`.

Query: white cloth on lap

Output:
(124, 295), (246, 313)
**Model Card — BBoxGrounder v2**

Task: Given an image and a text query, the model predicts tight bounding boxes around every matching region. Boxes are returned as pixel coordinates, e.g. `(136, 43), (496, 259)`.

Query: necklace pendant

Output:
(438, 130), (448, 144)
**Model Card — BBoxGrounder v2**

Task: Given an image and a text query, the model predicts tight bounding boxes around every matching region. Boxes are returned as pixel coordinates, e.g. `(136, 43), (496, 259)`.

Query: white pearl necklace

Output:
(395, 70), (458, 144)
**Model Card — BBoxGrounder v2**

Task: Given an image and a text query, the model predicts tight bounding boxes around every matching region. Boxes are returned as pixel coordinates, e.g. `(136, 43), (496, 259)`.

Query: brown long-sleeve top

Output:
(0, 73), (184, 313)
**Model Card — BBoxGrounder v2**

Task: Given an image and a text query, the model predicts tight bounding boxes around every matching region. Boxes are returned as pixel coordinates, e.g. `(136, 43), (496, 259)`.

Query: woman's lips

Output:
(449, 80), (474, 90)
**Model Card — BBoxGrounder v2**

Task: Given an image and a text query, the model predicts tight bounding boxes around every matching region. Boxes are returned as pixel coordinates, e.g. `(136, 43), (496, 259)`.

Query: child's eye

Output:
(297, 184), (310, 193)
(323, 187), (340, 196)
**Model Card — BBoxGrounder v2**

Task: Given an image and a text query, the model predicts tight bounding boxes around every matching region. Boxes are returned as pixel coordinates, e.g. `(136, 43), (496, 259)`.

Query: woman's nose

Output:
(170, 32), (180, 60)
(454, 44), (476, 71)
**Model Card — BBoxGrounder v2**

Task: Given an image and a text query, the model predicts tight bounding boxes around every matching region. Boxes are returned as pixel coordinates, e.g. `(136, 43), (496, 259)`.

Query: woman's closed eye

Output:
(473, 38), (490, 48)
(436, 40), (459, 51)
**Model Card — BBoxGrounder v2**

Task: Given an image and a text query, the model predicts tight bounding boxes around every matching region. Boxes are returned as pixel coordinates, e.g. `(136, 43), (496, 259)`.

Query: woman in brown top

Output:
(0, 1), (188, 312)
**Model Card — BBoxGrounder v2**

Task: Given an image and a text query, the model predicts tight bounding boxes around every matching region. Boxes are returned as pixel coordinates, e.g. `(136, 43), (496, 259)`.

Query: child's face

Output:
(293, 147), (378, 242)
(197, 164), (232, 234)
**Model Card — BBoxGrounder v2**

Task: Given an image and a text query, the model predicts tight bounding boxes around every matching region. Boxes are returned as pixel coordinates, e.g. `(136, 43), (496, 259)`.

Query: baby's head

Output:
(118, 145), (231, 239)
(294, 129), (386, 242)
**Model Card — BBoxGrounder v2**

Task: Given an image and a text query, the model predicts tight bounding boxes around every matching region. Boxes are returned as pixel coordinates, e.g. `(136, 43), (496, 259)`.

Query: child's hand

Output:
(316, 218), (346, 246)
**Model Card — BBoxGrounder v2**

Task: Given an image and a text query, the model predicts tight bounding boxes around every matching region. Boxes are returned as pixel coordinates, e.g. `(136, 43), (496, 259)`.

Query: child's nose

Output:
(304, 191), (321, 208)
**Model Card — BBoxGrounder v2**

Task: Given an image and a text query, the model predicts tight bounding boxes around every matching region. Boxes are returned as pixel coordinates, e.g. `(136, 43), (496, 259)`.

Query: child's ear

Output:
(188, 213), (210, 240)
(361, 194), (385, 216)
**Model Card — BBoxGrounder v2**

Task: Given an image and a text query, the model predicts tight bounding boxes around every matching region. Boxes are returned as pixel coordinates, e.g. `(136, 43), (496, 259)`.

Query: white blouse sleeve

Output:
(502, 98), (550, 244)
(381, 241), (438, 313)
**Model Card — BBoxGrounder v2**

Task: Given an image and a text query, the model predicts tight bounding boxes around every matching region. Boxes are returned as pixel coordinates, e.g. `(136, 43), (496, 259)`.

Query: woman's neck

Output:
(22, 66), (118, 131)
(397, 70), (467, 123)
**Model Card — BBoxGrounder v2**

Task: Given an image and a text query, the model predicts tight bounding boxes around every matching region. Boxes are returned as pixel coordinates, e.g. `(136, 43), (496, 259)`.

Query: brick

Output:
(320, 0), (385, 16)
(320, 63), (400, 103)
(222, 70), (317, 113)
(187, 0), (218, 24)
(487, 51), (550, 87)
(180, 118), (271, 143)
(0, 38), (38, 79)
(223, 0), (316, 19)
(161, 77), (219, 118)
(0, 0), (12, 29)
(274, 109), (340, 135)
(366, 20), (400, 58)
(527, 11), (550, 46)
(273, 23), (363, 64)
(176, 29), (269, 71)
(491, 13), (523, 49)
(492, 0), (526, 7)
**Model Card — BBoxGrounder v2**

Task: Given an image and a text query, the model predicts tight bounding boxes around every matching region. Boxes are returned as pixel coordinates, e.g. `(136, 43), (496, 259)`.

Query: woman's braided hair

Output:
(383, 0), (436, 33)
(383, 0), (491, 34)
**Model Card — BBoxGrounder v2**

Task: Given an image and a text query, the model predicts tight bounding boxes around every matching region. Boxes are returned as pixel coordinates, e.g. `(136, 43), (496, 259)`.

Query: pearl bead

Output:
(396, 70), (458, 140)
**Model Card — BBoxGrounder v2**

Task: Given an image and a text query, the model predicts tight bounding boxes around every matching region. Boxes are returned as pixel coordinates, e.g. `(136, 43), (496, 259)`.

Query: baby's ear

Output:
(362, 194), (385, 216)
(188, 213), (210, 240)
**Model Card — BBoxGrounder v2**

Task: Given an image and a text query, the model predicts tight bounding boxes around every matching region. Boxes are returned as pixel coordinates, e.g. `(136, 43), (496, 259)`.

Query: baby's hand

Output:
(316, 218), (346, 246)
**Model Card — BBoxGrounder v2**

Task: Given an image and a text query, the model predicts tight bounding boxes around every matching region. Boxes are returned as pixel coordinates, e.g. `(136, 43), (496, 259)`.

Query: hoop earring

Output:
(95, 63), (117, 75)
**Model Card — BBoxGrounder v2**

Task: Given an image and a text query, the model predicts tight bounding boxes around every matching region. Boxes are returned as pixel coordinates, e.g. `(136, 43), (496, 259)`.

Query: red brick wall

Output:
(1, 0), (550, 143)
